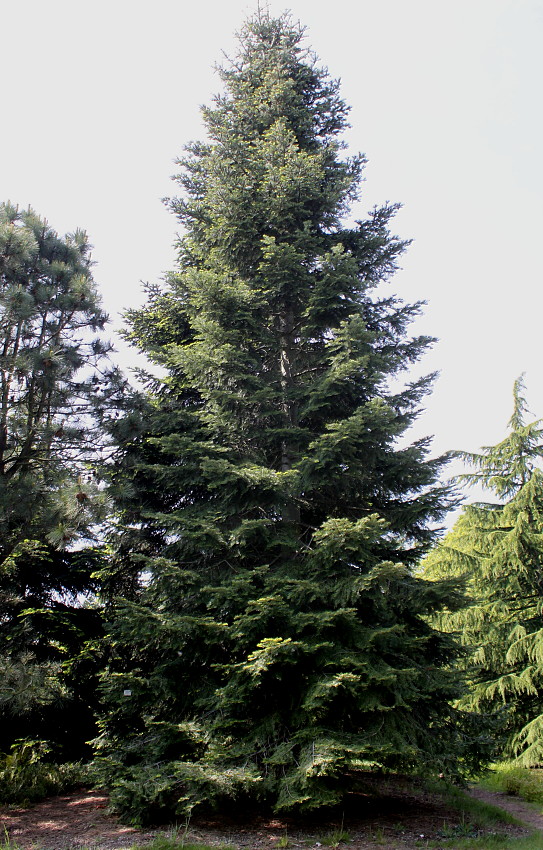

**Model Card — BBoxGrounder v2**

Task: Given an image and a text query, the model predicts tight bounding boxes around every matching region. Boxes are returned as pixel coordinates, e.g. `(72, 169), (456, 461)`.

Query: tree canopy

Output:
(0, 202), (110, 757)
(94, 12), (472, 822)
(424, 377), (543, 764)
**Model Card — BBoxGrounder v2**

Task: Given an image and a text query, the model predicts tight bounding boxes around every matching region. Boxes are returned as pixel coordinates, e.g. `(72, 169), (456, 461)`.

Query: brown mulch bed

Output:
(0, 780), (531, 849)
(0, 791), (152, 850)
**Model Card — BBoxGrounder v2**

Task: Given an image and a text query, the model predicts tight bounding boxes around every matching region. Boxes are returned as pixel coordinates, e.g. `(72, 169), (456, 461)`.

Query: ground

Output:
(1, 780), (540, 850)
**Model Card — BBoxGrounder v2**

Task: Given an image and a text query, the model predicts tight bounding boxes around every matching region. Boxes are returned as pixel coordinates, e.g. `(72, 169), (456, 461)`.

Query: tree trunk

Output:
(279, 304), (300, 525)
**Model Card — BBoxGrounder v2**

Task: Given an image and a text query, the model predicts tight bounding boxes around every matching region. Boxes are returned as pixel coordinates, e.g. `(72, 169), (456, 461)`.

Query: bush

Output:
(482, 763), (543, 804)
(0, 739), (87, 805)
(91, 754), (263, 825)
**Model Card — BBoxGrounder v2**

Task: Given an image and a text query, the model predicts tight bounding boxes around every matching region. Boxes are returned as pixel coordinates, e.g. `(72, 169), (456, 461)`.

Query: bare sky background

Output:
(2, 0), (542, 515)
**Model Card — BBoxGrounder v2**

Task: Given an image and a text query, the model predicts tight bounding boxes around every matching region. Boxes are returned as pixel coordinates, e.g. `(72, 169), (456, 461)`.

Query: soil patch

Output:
(469, 784), (543, 832)
(0, 781), (531, 850)
(0, 791), (155, 850)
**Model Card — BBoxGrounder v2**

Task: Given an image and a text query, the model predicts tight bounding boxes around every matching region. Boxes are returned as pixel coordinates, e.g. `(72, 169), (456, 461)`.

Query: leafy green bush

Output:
(482, 763), (543, 804)
(0, 739), (87, 804)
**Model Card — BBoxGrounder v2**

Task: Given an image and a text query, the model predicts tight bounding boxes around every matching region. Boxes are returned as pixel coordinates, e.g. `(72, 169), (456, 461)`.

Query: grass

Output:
(412, 777), (537, 849)
(0, 842), (238, 850)
(316, 810), (350, 847)
(425, 778), (520, 829)
(367, 824), (387, 845)
(441, 835), (543, 849)
(319, 827), (351, 846)
(0, 826), (23, 850)
(416, 769), (543, 850)
(433, 765), (543, 849)
(479, 764), (543, 806)
(129, 837), (237, 850)
(0, 831), (239, 850)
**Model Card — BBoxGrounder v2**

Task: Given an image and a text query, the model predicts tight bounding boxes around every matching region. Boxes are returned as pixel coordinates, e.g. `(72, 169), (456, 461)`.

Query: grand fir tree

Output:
(424, 378), (543, 765)
(96, 13), (471, 821)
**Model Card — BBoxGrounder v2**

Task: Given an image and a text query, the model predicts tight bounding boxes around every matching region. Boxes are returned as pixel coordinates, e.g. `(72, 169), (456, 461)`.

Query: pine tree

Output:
(0, 201), (112, 549)
(96, 13), (473, 821)
(424, 377), (543, 764)
(0, 202), (111, 757)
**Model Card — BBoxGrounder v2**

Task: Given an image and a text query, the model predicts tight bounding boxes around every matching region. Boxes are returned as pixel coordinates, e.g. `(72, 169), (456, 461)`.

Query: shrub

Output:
(0, 739), (87, 804)
(482, 763), (543, 805)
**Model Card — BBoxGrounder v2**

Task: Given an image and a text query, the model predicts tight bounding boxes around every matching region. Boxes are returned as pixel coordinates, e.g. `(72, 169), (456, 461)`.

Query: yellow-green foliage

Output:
(423, 379), (543, 763)
(0, 739), (86, 804)
(482, 763), (543, 804)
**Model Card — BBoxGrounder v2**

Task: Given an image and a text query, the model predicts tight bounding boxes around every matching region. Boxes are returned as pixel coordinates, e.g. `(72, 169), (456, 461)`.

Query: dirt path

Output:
(469, 784), (543, 833)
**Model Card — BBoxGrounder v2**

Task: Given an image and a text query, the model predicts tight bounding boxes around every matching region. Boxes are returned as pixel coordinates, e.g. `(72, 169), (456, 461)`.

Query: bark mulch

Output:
(0, 779), (533, 850)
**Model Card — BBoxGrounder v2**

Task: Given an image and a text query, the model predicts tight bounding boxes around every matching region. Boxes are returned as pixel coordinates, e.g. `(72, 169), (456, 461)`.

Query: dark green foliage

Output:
(0, 202), (109, 532)
(0, 739), (86, 805)
(0, 202), (111, 758)
(424, 378), (543, 764)
(96, 12), (472, 822)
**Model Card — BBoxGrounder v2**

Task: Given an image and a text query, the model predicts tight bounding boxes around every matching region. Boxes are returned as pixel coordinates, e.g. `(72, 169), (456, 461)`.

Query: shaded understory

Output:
(0, 776), (536, 850)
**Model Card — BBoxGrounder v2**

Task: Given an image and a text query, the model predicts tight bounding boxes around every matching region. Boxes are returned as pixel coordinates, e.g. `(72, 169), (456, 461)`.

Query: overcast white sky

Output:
(2, 0), (542, 511)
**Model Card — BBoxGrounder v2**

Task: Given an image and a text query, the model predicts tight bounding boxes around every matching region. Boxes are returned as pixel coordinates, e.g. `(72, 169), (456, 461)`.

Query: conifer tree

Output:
(0, 202), (111, 757)
(0, 202), (111, 551)
(424, 377), (543, 764)
(96, 13), (472, 821)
